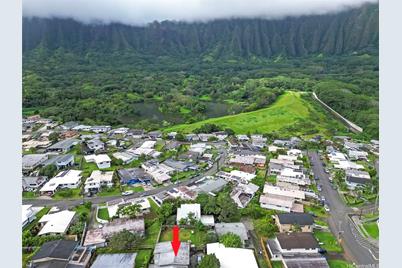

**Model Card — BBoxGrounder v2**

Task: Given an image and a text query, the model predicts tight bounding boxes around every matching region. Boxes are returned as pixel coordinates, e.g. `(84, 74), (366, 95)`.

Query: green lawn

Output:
(97, 208), (110, 221)
(53, 188), (81, 200)
(22, 191), (39, 199)
(96, 187), (122, 197)
(328, 260), (355, 268)
(170, 170), (197, 182)
(135, 249), (152, 268)
(140, 220), (161, 247)
(271, 261), (284, 268)
(362, 222), (379, 240)
(305, 205), (327, 218)
(314, 231), (343, 253)
(165, 91), (343, 136)
(159, 228), (208, 248)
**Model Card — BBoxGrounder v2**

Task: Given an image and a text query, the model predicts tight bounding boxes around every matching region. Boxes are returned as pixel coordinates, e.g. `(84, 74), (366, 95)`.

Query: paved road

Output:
(23, 146), (227, 210)
(308, 151), (379, 266)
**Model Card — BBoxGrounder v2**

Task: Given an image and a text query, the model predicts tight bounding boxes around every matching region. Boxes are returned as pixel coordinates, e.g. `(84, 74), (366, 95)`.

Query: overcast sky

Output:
(23, 0), (378, 25)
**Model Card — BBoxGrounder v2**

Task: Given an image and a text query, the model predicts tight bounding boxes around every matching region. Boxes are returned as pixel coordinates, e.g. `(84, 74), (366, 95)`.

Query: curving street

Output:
(308, 151), (379, 266)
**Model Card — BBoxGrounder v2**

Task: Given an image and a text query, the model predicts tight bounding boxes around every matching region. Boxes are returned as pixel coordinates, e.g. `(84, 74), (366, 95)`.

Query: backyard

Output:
(159, 227), (208, 248)
(314, 230), (343, 253)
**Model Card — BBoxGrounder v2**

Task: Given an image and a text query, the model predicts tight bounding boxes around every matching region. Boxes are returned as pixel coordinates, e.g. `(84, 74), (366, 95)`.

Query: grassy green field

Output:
(328, 260), (355, 268)
(362, 222), (379, 240)
(97, 208), (110, 221)
(166, 91), (344, 136)
(314, 231), (343, 253)
(159, 227), (208, 248)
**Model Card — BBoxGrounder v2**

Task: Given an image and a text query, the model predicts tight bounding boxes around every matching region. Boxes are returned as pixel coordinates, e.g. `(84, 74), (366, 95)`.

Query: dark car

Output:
(318, 248), (328, 254)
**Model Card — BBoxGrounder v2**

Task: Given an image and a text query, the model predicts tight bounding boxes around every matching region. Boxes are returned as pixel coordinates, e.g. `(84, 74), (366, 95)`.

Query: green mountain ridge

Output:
(23, 3), (378, 58)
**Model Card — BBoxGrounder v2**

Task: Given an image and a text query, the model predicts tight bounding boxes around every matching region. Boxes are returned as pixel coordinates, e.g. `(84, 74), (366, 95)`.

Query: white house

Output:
(263, 184), (305, 200)
(85, 154), (112, 169)
(216, 170), (256, 184)
(207, 243), (258, 268)
(22, 205), (43, 228)
(40, 170), (82, 195)
(348, 150), (368, 160)
(84, 170), (114, 193)
(176, 204), (201, 223)
(112, 151), (138, 164)
(38, 210), (76, 236)
(259, 194), (303, 213)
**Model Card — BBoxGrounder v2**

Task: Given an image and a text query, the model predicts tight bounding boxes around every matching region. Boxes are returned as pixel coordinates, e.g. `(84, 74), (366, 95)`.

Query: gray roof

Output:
(118, 168), (152, 183)
(91, 253), (137, 268)
(197, 178), (228, 194)
(277, 213), (314, 226)
(43, 154), (74, 166)
(215, 222), (248, 241)
(22, 154), (48, 169)
(277, 233), (319, 250)
(48, 138), (80, 150)
(22, 176), (47, 187)
(283, 254), (329, 268)
(153, 241), (190, 267)
(163, 159), (196, 171)
(32, 240), (77, 261)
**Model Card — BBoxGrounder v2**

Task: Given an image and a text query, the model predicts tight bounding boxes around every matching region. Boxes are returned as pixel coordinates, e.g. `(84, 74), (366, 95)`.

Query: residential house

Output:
(236, 134), (249, 141)
(109, 127), (129, 136)
(230, 183), (259, 208)
(113, 151), (138, 164)
(22, 154), (48, 172)
(47, 138), (81, 153)
(345, 169), (371, 189)
(266, 232), (328, 268)
(251, 134), (267, 148)
(107, 198), (151, 218)
(142, 160), (174, 184)
(38, 210), (76, 236)
(118, 168), (152, 185)
(148, 130), (162, 139)
(84, 170), (114, 193)
(22, 176), (47, 191)
(215, 222), (249, 246)
(40, 170), (82, 195)
(169, 186), (198, 201)
(60, 130), (80, 139)
(127, 129), (145, 139)
(259, 194), (303, 213)
(151, 242), (190, 268)
(163, 159), (198, 172)
(22, 205), (43, 228)
(30, 240), (92, 268)
(152, 191), (175, 206)
(216, 170), (256, 184)
(189, 143), (210, 154)
(91, 125), (112, 133)
(84, 218), (145, 247)
(84, 139), (105, 154)
(176, 203), (201, 223)
(190, 177), (228, 196)
(178, 151), (200, 162)
(263, 184), (305, 200)
(42, 154), (75, 169)
(59, 121), (80, 130)
(275, 213), (314, 233)
(72, 124), (91, 131)
(206, 243), (258, 268)
(348, 150), (368, 161)
(91, 253), (137, 268)
(84, 154), (112, 169)
(198, 133), (216, 142)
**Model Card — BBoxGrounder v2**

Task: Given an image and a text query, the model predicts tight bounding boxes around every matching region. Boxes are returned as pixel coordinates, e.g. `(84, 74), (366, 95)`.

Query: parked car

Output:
(122, 190), (134, 196)
(324, 204), (330, 212)
(317, 185), (322, 192)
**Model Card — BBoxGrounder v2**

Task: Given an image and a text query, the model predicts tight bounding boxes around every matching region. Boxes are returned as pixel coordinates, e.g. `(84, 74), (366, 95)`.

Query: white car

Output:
(122, 190), (134, 196)
(324, 204), (330, 212)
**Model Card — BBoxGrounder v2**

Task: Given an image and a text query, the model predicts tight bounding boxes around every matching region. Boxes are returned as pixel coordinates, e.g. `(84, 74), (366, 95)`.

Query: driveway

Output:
(308, 151), (379, 266)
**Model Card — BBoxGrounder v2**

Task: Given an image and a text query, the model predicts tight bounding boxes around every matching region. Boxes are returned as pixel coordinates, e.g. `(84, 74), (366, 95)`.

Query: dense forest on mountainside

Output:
(22, 3), (379, 138)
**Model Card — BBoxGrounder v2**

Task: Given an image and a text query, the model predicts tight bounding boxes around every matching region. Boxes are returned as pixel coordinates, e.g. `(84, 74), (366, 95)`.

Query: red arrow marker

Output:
(171, 225), (181, 256)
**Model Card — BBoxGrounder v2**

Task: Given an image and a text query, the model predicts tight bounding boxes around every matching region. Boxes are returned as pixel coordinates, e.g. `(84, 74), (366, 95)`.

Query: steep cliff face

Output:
(23, 3), (378, 58)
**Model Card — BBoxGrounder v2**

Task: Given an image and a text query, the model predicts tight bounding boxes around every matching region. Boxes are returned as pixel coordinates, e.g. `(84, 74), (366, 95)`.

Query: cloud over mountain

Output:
(23, 0), (378, 25)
